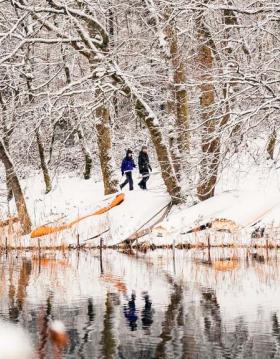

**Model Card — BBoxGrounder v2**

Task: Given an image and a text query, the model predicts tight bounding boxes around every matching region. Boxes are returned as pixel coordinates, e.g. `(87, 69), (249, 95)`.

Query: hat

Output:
(126, 149), (133, 155)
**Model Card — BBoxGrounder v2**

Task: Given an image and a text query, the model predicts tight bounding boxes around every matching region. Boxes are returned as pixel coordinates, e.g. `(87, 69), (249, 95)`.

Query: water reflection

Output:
(124, 291), (138, 331)
(1, 249), (280, 358)
(142, 292), (153, 330)
(100, 292), (116, 359)
(9, 259), (32, 322)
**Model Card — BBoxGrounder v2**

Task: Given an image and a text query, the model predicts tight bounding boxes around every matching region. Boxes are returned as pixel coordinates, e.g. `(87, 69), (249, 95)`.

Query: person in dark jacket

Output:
(138, 146), (152, 190)
(120, 149), (136, 191)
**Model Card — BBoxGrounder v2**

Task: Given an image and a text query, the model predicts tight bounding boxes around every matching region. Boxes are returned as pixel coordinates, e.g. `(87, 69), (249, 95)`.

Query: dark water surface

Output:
(1, 248), (280, 358)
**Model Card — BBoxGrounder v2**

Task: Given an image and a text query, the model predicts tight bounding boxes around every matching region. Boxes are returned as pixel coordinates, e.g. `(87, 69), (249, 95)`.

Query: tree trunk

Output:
(146, 5), (190, 181)
(34, 124), (52, 194)
(136, 100), (181, 204)
(62, 52), (93, 180)
(6, 171), (13, 201)
(197, 3), (246, 201)
(165, 17), (190, 156)
(95, 105), (118, 195)
(23, 25), (52, 195)
(0, 140), (31, 234)
(26, 84), (52, 194)
(35, 129), (52, 193)
(76, 125), (93, 180)
(0, 92), (14, 201)
(197, 21), (220, 201)
(3, 139), (13, 202)
(267, 129), (277, 160)
(167, 122), (181, 181)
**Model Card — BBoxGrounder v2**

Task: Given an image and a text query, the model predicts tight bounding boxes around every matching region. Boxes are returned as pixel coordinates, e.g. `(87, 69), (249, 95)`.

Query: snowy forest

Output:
(0, 0), (279, 234)
(1, 2), (280, 357)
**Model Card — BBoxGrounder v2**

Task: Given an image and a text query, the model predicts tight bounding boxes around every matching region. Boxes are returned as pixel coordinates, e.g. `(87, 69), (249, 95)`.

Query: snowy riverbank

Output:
(0, 159), (280, 248)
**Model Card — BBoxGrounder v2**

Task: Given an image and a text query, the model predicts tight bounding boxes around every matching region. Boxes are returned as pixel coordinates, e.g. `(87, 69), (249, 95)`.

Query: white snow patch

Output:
(0, 320), (34, 359)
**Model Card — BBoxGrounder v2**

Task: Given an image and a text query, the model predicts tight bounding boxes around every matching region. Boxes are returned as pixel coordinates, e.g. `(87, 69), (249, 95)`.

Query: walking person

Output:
(138, 146), (152, 190)
(120, 149), (136, 191)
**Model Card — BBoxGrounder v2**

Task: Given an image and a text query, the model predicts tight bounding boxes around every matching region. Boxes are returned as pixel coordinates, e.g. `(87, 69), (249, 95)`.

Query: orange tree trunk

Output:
(95, 105), (118, 195)
(197, 21), (220, 201)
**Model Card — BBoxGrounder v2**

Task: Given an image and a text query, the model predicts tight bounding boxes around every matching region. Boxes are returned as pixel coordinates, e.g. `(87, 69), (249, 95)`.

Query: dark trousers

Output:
(121, 171), (134, 190)
(138, 172), (150, 189)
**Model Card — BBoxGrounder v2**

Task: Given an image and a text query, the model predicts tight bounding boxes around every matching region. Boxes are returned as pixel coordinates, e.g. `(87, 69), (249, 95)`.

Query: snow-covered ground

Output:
(149, 156), (280, 247)
(0, 153), (280, 248)
(0, 171), (170, 247)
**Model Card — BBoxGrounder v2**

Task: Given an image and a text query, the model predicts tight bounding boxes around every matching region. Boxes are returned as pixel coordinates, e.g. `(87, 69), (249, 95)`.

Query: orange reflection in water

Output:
(101, 273), (127, 293)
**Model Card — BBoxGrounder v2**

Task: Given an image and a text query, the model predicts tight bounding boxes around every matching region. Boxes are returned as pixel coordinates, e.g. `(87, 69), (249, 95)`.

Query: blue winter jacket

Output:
(121, 157), (136, 174)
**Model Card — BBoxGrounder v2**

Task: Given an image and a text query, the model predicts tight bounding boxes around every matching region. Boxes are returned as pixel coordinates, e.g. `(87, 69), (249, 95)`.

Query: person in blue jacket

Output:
(120, 149), (136, 191)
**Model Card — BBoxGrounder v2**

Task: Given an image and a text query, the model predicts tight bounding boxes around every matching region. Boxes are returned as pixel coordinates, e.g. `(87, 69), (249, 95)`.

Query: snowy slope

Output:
(213, 191), (280, 227)
(254, 203), (280, 227)
(104, 189), (170, 245)
(1, 156), (280, 248)
(158, 190), (242, 234)
(0, 172), (171, 247)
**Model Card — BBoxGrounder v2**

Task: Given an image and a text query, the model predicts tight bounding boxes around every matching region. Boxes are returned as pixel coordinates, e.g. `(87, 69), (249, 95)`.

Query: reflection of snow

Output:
(147, 249), (280, 331)
(1, 249), (280, 357)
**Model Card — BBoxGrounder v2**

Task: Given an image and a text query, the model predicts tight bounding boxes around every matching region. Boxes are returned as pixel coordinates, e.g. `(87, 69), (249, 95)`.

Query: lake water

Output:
(1, 248), (280, 358)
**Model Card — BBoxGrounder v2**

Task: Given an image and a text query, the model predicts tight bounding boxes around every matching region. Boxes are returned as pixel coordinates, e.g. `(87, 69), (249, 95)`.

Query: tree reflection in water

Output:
(100, 292), (117, 358)
(1, 249), (280, 358)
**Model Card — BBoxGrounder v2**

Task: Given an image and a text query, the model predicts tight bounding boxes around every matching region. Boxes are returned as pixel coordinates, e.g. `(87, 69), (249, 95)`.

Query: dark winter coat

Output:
(121, 156), (136, 175)
(138, 151), (152, 174)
